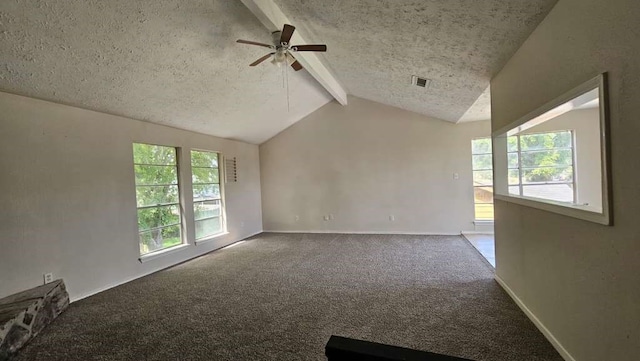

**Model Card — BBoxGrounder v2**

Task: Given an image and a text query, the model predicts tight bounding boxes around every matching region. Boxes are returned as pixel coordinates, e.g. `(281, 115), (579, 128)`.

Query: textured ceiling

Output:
(0, 0), (332, 144)
(0, 0), (558, 144)
(272, 0), (558, 123)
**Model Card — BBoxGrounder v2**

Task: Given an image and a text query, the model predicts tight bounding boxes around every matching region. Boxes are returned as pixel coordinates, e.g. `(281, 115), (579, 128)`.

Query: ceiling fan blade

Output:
(280, 24), (295, 45)
(237, 39), (274, 48)
(291, 44), (327, 52)
(286, 52), (303, 71)
(291, 60), (303, 71)
(250, 53), (274, 66)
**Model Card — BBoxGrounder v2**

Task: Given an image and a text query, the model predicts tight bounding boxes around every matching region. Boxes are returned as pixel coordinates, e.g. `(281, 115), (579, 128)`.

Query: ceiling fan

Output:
(236, 24), (327, 71)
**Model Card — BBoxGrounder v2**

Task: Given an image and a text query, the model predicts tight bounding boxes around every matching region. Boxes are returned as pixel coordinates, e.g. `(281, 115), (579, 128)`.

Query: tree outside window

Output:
(133, 143), (182, 255)
(472, 138), (494, 220)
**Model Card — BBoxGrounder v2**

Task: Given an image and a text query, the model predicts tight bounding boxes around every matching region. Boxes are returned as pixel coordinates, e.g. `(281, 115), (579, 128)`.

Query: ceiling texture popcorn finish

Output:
(272, 0), (558, 123)
(0, 0), (332, 144)
(0, 0), (557, 143)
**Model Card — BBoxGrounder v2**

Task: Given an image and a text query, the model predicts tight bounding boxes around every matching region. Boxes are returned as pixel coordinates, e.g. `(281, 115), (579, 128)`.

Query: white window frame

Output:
(190, 149), (227, 243)
(507, 130), (576, 203)
(471, 137), (495, 221)
(133, 143), (186, 257)
(492, 73), (612, 225)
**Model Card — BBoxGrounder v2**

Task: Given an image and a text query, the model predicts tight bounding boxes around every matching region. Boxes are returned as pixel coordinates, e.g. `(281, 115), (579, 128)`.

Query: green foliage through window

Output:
(472, 138), (494, 220)
(191, 150), (223, 240)
(508, 130), (575, 203)
(133, 143), (182, 255)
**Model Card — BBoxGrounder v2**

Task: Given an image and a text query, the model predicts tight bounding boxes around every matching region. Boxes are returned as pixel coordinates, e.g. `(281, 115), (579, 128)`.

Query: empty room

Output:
(1, 1), (638, 360)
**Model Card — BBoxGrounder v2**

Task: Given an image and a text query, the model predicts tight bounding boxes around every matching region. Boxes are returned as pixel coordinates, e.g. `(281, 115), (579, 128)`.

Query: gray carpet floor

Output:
(15, 233), (562, 360)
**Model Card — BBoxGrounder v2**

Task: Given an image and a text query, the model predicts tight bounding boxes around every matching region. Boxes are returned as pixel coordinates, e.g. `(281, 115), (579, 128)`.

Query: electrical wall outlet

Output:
(323, 215), (329, 221)
(44, 273), (53, 284)
(389, 215), (395, 221)
(294, 215), (300, 222)
(453, 172), (460, 180)
(328, 214), (334, 220)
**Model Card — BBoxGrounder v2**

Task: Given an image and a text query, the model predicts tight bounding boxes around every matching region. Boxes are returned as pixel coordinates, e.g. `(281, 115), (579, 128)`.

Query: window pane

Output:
(508, 153), (519, 168)
(520, 131), (572, 151)
(474, 187), (494, 204)
(552, 131), (573, 148)
(194, 200), (221, 221)
(137, 205), (180, 232)
(474, 203), (494, 220)
(136, 185), (179, 207)
(195, 217), (222, 240)
(133, 143), (176, 165)
(522, 184), (574, 202)
(191, 150), (219, 168)
(509, 185), (520, 195)
(193, 184), (220, 201)
(472, 154), (493, 170)
(473, 170), (493, 186)
(472, 138), (492, 154)
(520, 149), (573, 168)
(133, 142), (182, 256)
(134, 165), (177, 185)
(139, 224), (181, 255)
(192, 167), (219, 184)
(508, 169), (520, 185)
(507, 136), (518, 152)
(521, 167), (573, 184)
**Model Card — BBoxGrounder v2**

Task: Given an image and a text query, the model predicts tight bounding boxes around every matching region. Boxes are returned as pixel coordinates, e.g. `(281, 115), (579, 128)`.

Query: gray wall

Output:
(260, 96), (491, 234)
(0, 92), (263, 301)
(491, 0), (640, 359)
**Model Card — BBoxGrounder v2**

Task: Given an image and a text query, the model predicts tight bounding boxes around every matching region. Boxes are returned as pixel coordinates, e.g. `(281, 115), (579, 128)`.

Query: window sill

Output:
(473, 220), (494, 225)
(494, 193), (610, 225)
(195, 232), (229, 245)
(139, 244), (190, 263)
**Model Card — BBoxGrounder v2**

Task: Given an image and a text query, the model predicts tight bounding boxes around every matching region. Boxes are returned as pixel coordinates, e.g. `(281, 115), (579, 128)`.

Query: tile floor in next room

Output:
(463, 233), (495, 267)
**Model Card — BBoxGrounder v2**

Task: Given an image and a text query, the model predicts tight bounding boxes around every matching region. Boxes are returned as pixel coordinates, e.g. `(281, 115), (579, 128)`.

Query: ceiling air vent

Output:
(411, 75), (432, 89)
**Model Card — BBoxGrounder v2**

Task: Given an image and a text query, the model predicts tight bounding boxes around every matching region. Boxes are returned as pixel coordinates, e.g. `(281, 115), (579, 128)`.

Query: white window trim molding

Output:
(139, 244), (190, 263)
(133, 143), (187, 257)
(471, 137), (495, 222)
(190, 149), (227, 242)
(492, 73), (612, 226)
(473, 220), (494, 225)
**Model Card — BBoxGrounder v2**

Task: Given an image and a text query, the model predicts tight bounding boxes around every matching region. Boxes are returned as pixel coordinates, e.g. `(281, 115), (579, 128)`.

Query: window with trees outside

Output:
(191, 150), (224, 240)
(508, 130), (575, 203)
(133, 143), (182, 255)
(472, 138), (494, 220)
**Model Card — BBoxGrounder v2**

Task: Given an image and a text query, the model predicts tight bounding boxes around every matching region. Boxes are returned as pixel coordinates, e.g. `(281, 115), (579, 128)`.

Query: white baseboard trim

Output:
(71, 270), (160, 303)
(494, 275), (576, 361)
(262, 230), (461, 236)
(460, 231), (495, 235)
(71, 231), (262, 303)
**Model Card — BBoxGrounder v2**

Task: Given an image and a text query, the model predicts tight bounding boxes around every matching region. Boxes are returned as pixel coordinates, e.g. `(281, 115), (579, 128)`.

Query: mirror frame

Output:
(491, 73), (612, 225)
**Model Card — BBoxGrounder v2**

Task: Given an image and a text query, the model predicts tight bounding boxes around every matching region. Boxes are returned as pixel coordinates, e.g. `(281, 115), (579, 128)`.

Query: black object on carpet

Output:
(326, 335), (475, 360)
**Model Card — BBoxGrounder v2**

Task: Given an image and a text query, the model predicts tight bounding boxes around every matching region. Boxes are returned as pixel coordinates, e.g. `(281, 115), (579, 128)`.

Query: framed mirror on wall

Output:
(492, 73), (612, 225)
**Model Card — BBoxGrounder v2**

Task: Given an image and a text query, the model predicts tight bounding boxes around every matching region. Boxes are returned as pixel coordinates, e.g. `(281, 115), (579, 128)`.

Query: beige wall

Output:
(525, 107), (602, 210)
(260, 96), (491, 234)
(491, 0), (640, 359)
(0, 92), (263, 301)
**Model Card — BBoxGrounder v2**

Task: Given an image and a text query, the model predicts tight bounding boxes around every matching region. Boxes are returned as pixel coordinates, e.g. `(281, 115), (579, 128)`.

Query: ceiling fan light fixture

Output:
(237, 24), (325, 72)
(271, 57), (284, 67)
(274, 51), (287, 62)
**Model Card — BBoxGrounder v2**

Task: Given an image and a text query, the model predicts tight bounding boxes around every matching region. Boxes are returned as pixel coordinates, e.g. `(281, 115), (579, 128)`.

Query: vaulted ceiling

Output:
(0, 0), (557, 144)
